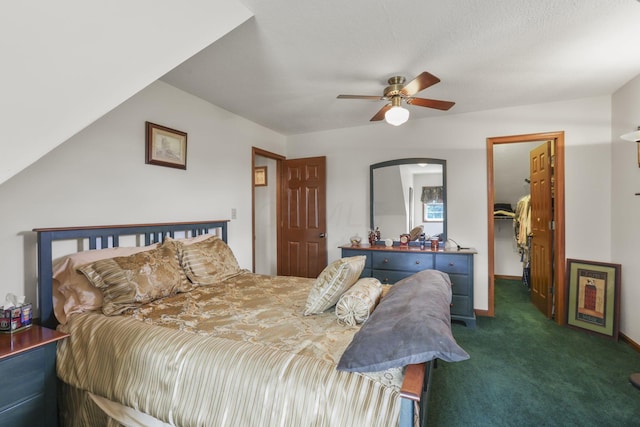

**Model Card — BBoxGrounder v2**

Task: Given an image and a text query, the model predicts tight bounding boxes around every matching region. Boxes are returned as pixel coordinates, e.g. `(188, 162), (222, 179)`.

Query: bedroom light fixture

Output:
(385, 96), (410, 126)
(620, 126), (640, 142)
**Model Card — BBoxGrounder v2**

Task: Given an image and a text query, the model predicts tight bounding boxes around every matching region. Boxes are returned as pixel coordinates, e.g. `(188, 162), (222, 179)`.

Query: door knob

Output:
(319, 233), (326, 238)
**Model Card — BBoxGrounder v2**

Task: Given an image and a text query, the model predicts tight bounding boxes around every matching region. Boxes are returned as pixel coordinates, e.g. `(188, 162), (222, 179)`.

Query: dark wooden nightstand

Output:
(0, 325), (68, 427)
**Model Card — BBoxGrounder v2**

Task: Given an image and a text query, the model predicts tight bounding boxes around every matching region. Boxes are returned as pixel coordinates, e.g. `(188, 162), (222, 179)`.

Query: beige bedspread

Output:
(57, 273), (405, 427)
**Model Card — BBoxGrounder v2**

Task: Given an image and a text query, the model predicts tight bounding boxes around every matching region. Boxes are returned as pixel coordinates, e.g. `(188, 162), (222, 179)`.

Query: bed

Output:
(34, 220), (468, 427)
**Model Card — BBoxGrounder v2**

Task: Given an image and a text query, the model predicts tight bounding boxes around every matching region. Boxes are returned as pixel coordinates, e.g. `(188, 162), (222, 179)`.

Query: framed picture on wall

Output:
(145, 121), (187, 170)
(254, 166), (267, 186)
(566, 258), (621, 341)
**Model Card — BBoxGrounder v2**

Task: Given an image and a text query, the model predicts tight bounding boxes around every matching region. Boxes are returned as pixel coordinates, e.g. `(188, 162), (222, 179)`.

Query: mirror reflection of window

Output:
(423, 202), (444, 222)
(421, 186), (444, 222)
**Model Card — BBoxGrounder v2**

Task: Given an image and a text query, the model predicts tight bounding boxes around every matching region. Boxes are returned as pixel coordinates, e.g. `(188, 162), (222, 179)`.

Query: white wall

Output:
(0, 81), (286, 314)
(0, 0), (252, 185)
(287, 96), (613, 318)
(612, 75), (640, 344)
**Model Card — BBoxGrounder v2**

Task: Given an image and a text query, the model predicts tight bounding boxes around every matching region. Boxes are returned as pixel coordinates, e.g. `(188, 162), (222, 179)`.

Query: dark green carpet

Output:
(426, 278), (640, 426)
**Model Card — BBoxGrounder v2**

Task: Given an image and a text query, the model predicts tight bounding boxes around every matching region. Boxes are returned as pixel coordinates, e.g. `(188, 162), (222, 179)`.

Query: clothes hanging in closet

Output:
(514, 194), (531, 249)
(514, 194), (532, 287)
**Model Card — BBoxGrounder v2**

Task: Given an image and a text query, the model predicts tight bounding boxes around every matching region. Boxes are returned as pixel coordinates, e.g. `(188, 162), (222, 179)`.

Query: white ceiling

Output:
(161, 0), (640, 136)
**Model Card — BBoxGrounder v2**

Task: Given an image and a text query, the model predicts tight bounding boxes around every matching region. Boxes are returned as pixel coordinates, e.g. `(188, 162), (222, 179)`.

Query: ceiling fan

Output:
(337, 72), (455, 126)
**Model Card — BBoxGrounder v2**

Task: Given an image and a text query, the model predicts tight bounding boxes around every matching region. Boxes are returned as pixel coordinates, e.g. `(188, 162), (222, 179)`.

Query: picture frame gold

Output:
(145, 121), (187, 170)
(254, 166), (267, 186)
(566, 258), (621, 341)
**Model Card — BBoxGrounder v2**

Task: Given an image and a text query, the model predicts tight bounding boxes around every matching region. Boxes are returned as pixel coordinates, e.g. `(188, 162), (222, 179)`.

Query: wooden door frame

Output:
(251, 147), (285, 273)
(485, 131), (566, 325)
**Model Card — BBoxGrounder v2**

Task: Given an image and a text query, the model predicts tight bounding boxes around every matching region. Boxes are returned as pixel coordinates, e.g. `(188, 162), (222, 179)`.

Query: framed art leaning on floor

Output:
(566, 259), (621, 341)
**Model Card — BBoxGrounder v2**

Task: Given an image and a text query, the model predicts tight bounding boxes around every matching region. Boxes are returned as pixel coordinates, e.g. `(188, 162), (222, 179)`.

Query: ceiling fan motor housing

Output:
(383, 76), (406, 99)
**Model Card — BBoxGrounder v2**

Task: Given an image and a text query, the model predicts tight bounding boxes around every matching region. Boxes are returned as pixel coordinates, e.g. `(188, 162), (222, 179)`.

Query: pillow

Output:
(172, 235), (242, 285)
(337, 270), (469, 372)
(52, 244), (159, 324)
(409, 225), (424, 241)
(78, 239), (192, 315)
(335, 278), (382, 326)
(304, 256), (366, 315)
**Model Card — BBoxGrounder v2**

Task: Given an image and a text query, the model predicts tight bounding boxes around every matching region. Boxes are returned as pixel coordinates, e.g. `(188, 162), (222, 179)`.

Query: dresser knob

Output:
(415, 260), (420, 264)
(383, 258), (389, 263)
(449, 262), (454, 266)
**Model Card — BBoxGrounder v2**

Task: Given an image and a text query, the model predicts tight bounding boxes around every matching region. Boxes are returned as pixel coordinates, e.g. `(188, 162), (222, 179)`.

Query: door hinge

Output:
(549, 220), (555, 230)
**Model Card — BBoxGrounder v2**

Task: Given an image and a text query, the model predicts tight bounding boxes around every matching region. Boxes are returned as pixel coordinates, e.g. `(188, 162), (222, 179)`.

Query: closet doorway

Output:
(486, 131), (566, 325)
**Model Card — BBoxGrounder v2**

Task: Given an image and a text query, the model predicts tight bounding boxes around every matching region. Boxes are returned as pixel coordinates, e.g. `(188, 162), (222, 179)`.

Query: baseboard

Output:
(495, 274), (521, 281)
(620, 333), (640, 353)
(474, 309), (491, 317)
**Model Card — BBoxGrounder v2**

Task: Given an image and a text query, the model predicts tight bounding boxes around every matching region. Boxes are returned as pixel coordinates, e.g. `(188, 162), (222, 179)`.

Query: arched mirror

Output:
(370, 158), (447, 242)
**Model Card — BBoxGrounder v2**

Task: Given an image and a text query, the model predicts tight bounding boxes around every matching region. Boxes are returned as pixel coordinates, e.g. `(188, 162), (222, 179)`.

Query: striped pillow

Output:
(176, 235), (242, 285)
(304, 256), (366, 315)
(78, 239), (191, 315)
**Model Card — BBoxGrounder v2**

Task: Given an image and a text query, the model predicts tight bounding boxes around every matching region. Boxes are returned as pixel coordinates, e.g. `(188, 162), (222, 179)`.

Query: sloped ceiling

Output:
(0, 0), (252, 185)
(5, 1), (640, 186)
(162, 0), (640, 135)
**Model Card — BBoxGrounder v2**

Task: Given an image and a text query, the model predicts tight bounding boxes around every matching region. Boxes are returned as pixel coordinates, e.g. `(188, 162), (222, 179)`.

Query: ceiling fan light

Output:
(385, 106), (410, 126)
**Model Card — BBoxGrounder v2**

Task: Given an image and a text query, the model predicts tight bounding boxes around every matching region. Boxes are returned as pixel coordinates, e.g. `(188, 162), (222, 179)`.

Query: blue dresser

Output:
(340, 245), (476, 328)
(0, 325), (69, 426)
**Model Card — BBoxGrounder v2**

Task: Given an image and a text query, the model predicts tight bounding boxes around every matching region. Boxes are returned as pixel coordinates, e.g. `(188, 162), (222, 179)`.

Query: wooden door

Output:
(279, 156), (327, 277)
(529, 142), (553, 317)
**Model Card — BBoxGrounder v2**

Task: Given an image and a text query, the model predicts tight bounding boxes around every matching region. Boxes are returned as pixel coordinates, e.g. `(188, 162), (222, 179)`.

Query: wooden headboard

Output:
(33, 220), (229, 329)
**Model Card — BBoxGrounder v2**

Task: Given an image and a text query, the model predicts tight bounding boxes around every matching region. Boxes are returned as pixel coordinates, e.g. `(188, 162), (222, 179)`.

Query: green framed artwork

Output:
(566, 259), (621, 341)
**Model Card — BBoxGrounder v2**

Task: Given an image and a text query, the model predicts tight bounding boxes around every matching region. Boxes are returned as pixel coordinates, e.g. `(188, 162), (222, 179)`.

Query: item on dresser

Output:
(430, 238), (439, 251)
(349, 234), (362, 246)
(0, 295), (32, 333)
(34, 221), (461, 427)
(368, 230), (377, 245)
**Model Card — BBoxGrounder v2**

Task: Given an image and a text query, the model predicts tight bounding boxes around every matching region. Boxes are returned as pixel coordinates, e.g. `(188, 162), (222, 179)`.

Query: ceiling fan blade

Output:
(406, 97), (455, 111)
(337, 95), (384, 100)
(370, 104), (392, 121)
(401, 72), (440, 96)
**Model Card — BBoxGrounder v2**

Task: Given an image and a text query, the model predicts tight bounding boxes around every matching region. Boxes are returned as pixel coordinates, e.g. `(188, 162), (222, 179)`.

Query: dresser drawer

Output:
(435, 254), (471, 275)
(450, 295), (472, 316)
(449, 274), (472, 296)
(372, 251), (434, 272)
(340, 249), (372, 269)
(360, 267), (372, 279)
(0, 393), (44, 426)
(372, 269), (415, 284)
(0, 347), (46, 412)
